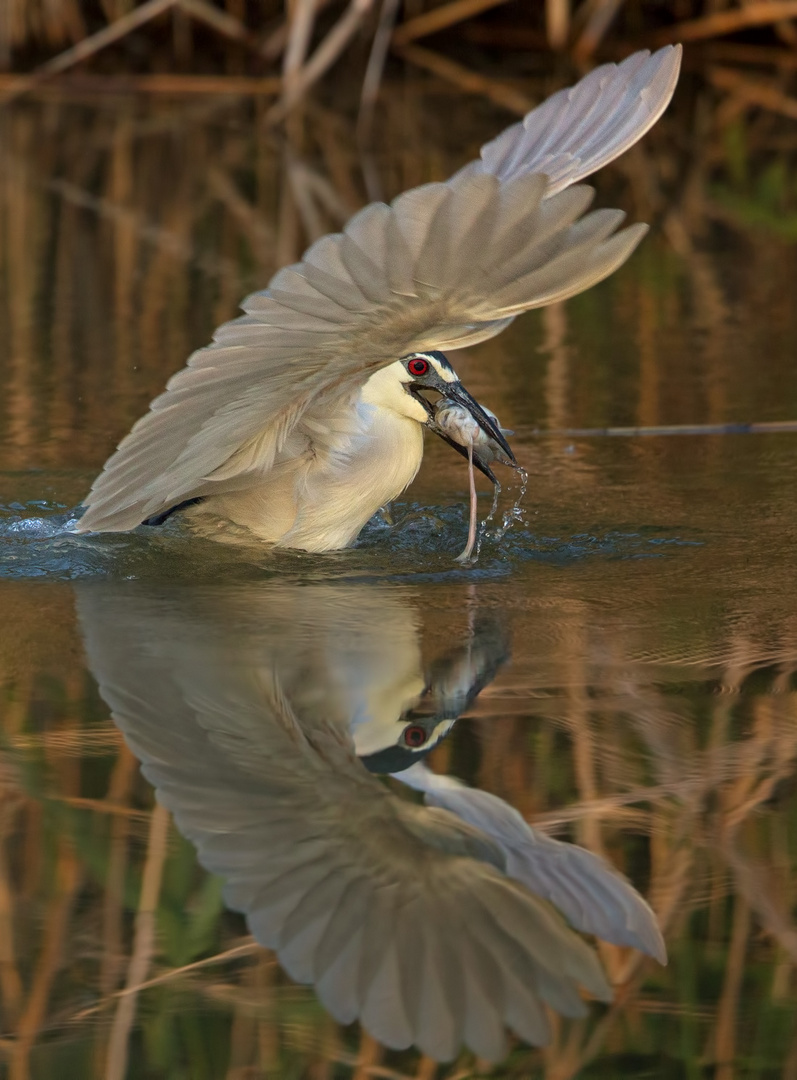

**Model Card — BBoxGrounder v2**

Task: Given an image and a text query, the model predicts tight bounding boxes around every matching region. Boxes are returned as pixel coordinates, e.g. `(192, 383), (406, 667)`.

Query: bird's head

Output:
(364, 351), (515, 482)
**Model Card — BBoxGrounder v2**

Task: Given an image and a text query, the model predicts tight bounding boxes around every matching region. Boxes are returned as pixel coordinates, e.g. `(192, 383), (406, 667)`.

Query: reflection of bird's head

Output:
(357, 613), (511, 774)
(357, 715), (456, 774)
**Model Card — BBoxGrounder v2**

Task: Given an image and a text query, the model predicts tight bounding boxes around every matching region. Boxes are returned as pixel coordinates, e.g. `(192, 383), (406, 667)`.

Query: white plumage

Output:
(77, 581), (666, 1062)
(76, 47), (681, 552)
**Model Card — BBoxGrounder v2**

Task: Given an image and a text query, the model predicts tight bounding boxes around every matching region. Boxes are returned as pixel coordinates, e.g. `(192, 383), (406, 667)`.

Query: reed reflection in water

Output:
(1, 565), (797, 1075)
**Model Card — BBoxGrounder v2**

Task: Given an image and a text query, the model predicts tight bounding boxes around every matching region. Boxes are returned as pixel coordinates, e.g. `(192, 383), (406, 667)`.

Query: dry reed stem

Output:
(0, 790), (24, 1027)
(353, 1032), (384, 1080)
(207, 165), (276, 266)
(53, 795), (150, 820)
(270, 0), (374, 121)
(71, 941), (263, 1023)
(105, 802), (171, 1080)
(4, 0), (275, 104)
(537, 302), (570, 444)
(709, 64), (797, 121)
(546, 0), (570, 49)
(705, 41), (797, 69)
(33, 0), (176, 78)
(293, 158), (356, 221)
(9, 729), (123, 752)
(9, 843), (82, 1080)
(414, 1055), (439, 1079)
(43, 172), (241, 284)
(653, 0), (797, 44)
(287, 156), (330, 242)
(392, 0), (514, 47)
(573, 0), (625, 60)
(712, 895), (750, 1078)
(527, 419), (797, 436)
(393, 43), (532, 114)
(283, 0), (319, 99)
(358, 0), (401, 144)
(99, 746), (139, 999)
(0, 73), (282, 95)
(177, 0), (262, 51)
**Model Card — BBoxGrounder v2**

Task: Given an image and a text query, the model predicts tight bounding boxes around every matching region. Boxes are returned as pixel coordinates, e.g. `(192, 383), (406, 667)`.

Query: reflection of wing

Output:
(400, 764), (665, 963)
(76, 47), (680, 533)
(77, 583), (613, 1061)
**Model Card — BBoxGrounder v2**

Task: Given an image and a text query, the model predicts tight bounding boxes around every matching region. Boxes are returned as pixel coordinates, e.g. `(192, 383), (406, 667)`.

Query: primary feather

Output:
(76, 46), (681, 542)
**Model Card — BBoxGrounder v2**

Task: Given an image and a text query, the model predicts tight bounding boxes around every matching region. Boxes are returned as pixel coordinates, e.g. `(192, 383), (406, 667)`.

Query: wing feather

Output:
(411, 768), (666, 962)
(469, 46), (681, 191)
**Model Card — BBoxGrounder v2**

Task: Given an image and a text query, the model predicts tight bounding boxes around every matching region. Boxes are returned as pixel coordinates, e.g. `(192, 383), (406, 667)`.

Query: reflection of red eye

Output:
(403, 725), (428, 748)
(407, 357), (429, 377)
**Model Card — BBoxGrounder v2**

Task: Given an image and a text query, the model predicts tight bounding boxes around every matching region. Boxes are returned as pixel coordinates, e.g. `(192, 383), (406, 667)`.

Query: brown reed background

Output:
(2, 1), (797, 1077)
(8, 0), (797, 124)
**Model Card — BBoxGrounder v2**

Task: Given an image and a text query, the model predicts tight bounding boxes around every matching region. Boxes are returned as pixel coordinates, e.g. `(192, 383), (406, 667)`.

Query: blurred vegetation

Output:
(7, 0), (797, 136)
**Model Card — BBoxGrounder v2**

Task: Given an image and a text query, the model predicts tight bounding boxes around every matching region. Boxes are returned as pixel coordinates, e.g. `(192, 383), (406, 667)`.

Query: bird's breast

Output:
(270, 402), (425, 552)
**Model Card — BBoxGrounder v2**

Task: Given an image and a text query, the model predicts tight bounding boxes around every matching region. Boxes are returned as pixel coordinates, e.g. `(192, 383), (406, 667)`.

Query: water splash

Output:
(0, 496), (700, 583)
(475, 466), (529, 557)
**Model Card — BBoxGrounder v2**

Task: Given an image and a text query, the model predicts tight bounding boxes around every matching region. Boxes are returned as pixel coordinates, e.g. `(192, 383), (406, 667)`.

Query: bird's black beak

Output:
(447, 383), (515, 463)
(422, 382), (515, 483)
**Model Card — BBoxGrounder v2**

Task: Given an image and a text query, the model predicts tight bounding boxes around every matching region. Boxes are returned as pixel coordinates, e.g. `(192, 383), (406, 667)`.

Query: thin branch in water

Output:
(105, 804), (170, 1080)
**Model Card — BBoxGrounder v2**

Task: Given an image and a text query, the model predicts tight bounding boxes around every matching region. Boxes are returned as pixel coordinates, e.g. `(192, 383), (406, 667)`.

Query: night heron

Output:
(75, 46), (681, 552)
(78, 581), (665, 1061)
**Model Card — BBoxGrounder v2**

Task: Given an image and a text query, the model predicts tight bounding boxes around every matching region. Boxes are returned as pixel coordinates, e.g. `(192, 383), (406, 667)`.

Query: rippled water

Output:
(2, 83), (797, 1079)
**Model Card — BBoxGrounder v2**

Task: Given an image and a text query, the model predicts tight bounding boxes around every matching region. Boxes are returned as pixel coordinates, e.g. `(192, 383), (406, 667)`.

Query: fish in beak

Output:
(402, 351), (517, 561)
(426, 389), (515, 484)
(426, 389), (516, 563)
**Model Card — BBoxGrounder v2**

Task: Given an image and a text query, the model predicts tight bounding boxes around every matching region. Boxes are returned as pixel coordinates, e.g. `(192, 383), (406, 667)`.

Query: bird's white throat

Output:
(360, 361), (429, 423)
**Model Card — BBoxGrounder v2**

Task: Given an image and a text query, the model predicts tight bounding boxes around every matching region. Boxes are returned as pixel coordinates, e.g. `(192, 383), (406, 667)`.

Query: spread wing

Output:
(76, 46), (681, 534)
(76, 583), (613, 1062)
(400, 764), (666, 963)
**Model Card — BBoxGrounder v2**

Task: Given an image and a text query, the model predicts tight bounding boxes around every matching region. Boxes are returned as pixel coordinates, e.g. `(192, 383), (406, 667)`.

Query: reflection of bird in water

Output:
(77, 583), (665, 1061)
(75, 47), (681, 554)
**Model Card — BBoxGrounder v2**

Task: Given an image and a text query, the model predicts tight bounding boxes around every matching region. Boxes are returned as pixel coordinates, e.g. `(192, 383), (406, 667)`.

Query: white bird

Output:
(75, 46), (681, 553)
(77, 581), (666, 1062)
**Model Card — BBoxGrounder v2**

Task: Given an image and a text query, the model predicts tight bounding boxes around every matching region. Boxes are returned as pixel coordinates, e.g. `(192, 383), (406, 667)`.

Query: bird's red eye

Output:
(407, 357), (429, 377)
(403, 725), (429, 748)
